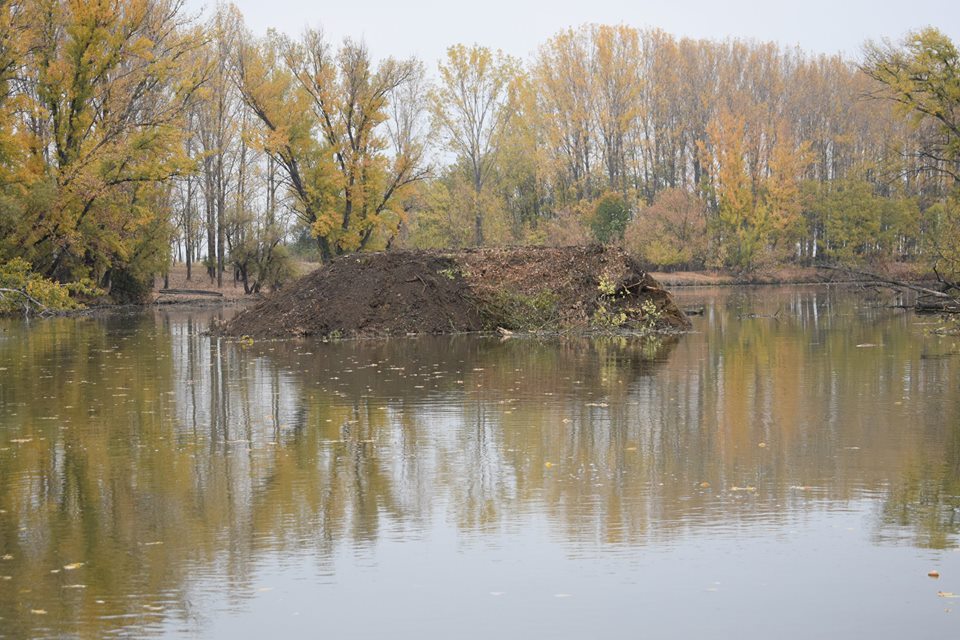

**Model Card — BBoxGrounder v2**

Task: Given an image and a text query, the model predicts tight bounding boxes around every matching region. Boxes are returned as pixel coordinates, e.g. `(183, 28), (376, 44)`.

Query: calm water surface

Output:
(1, 286), (959, 638)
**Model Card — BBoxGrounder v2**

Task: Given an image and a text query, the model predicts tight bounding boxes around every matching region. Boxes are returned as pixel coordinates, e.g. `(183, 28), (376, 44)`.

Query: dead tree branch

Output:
(0, 287), (53, 317)
(817, 265), (951, 299)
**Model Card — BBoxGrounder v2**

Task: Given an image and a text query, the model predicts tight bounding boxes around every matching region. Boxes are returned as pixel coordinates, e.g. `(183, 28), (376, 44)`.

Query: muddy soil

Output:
(222, 245), (690, 339)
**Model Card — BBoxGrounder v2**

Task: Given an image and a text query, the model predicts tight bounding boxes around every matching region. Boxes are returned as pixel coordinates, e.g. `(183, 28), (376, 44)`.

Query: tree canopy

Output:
(2, 4), (959, 307)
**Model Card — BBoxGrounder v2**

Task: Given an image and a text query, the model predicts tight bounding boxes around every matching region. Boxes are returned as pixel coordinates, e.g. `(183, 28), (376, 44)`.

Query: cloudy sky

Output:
(184, 0), (960, 65)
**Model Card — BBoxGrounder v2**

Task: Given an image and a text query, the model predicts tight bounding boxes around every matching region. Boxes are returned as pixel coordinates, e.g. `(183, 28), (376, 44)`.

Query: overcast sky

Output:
(184, 0), (960, 65)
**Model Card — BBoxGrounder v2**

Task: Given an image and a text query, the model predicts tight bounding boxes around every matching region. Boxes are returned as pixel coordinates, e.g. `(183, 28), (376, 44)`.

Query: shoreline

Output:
(2, 263), (938, 319)
(651, 264), (933, 287)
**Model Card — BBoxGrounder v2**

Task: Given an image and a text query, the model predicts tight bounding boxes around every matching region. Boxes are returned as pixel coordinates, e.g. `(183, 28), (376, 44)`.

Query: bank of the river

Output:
(149, 263), (264, 304)
(652, 262), (932, 287)
(153, 259), (933, 300)
(135, 259), (937, 322)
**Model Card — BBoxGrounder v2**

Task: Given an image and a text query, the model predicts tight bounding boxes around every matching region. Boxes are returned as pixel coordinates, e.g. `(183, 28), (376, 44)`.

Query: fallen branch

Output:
(933, 265), (960, 294)
(0, 287), (52, 316)
(817, 265), (952, 299)
(158, 288), (224, 297)
(916, 296), (960, 314)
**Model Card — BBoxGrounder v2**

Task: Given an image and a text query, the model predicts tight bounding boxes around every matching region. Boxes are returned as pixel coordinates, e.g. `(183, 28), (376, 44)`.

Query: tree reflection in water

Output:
(0, 287), (958, 637)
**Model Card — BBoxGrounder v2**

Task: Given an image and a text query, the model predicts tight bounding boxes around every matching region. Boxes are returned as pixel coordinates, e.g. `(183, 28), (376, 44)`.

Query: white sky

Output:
(184, 0), (960, 66)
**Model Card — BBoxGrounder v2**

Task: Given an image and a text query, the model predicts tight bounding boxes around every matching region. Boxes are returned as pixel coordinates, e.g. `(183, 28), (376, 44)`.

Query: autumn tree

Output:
(0, 0), (24, 181)
(533, 28), (596, 203)
(193, 3), (245, 285)
(431, 44), (520, 246)
(699, 108), (810, 270)
(2, 0), (204, 298)
(761, 123), (811, 260)
(922, 195), (960, 278)
(235, 31), (326, 250)
(805, 179), (918, 265)
(624, 188), (708, 269)
(531, 25), (643, 204)
(0, 0), (29, 263)
(238, 29), (428, 261)
(170, 106), (200, 280)
(862, 28), (960, 277)
(593, 26), (643, 196)
(1, 8), (952, 293)
(700, 109), (759, 269)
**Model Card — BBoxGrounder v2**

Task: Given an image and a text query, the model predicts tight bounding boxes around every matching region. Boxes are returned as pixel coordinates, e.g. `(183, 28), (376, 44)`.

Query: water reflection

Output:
(0, 287), (959, 638)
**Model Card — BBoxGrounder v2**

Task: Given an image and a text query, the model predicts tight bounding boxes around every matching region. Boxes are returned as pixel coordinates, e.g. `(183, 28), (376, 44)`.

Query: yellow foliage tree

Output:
(700, 109), (810, 270)
(431, 44), (520, 246)
(2, 0), (205, 296)
(239, 29), (429, 261)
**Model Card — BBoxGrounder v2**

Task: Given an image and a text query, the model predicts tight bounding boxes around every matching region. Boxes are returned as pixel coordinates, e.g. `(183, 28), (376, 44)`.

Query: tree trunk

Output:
(185, 174), (194, 281)
(473, 177), (483, 247)
(205, 161), (216, 283)
(216, 153), (225, 288)
(317, 236), (333, 263)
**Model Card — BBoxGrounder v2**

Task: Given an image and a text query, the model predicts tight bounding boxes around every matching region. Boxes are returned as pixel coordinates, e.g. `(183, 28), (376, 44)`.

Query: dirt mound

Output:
(222, 246), (690, 339)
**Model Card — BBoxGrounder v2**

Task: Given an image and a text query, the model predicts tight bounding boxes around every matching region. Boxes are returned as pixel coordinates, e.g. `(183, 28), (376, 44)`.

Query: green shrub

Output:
(592, 276), (664, 333)
(591, 193), (631, 244)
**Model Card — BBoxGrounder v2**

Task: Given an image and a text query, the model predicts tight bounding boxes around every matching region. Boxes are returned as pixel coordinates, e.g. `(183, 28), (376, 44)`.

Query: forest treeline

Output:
(1, 0), (959, 306)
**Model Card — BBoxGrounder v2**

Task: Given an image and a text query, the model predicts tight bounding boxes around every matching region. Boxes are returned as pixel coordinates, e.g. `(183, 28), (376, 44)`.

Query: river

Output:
(1, 286), (958, 638)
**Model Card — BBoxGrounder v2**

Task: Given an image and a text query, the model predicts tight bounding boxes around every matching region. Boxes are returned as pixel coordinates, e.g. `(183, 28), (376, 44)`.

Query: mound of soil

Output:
(222, 246), (690, 339)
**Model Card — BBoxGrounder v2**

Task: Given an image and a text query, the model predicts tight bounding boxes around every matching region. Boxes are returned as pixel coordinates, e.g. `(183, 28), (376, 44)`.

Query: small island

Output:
(222, 245), (691, 339)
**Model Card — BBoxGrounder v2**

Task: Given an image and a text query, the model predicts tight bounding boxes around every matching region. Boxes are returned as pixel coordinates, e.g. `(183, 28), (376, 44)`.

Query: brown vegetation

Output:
(222, 246), (690, 339)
